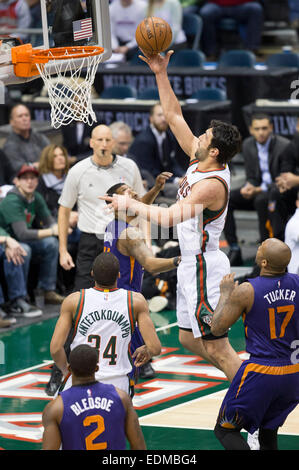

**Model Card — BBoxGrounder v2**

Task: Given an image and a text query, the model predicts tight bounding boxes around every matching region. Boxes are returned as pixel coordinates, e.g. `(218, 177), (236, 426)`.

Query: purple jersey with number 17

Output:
(244, 273), (299, 364)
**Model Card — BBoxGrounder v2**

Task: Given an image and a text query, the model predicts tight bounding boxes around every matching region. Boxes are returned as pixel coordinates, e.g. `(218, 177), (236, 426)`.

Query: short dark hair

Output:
(209, 120), (242, 165)
(92, 252), (120, 286)
(250, 113), (272, 125)
(69, 345), (98, 377)
(106, 183), (126, 202)
(150, 101), (162, 116)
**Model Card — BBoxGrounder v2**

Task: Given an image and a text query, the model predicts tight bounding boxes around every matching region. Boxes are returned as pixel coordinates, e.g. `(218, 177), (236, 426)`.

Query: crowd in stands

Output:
(0, 1), (297, 59)
(1, 0), (299, 329)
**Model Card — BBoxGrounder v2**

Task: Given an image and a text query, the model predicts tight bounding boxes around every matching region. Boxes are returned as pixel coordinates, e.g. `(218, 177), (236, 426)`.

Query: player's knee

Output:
(214, 422), (249, 450)
(178, 329), (192, 350)
(204, 339), (222, 359)
(204, 337), (230, 363)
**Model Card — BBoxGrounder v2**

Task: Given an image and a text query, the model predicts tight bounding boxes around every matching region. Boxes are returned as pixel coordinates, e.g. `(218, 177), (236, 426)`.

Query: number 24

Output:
(87, 334), (118, 365)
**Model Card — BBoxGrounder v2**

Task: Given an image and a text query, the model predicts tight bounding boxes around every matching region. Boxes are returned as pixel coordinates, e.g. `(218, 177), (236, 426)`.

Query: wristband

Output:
(173, 256), (180, 267)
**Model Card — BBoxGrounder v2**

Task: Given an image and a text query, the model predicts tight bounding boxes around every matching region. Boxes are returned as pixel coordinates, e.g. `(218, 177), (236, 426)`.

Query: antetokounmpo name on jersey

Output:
(78, 310), (131, 338)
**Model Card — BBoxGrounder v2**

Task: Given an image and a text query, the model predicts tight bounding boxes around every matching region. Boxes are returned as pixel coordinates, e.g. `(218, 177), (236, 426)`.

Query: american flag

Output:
(73, 17), (93, 41)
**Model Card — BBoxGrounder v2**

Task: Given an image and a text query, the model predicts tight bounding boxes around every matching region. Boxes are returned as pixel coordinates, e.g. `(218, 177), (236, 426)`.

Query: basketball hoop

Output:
(11, 44), (104, 128)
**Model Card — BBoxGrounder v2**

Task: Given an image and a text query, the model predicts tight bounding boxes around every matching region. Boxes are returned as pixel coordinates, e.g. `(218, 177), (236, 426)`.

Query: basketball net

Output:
(35, 47), (103, 129)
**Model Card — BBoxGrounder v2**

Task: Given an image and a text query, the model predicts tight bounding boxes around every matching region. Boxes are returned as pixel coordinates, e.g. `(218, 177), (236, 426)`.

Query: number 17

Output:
(268, 304), (295, 340)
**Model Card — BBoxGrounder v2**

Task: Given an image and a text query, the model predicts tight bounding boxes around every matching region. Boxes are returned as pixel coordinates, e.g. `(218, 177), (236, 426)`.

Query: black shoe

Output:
(228, 248), (243, 266)
(45, 367), (63, 396)
(139, 361), (156, 379)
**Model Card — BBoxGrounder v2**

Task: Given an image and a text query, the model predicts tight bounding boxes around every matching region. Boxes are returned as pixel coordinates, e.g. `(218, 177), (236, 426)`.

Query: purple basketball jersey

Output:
(217, 273), (299, 435)
(59, 381), (126, 450)
(245, 273), (299, 364)
(104, 219), (144, 292)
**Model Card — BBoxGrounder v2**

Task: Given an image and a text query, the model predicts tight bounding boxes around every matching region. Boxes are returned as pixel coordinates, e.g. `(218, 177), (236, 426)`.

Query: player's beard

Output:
(195, 146), (209, 161)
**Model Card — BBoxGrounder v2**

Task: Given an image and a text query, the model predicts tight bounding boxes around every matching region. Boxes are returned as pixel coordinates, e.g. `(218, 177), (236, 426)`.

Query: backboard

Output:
(0, 0), (112, 85)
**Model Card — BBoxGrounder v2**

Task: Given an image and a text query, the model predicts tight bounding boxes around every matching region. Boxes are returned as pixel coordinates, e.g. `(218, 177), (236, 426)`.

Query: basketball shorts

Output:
(217, 359), (299, 434)
(176, 250), (230, 339)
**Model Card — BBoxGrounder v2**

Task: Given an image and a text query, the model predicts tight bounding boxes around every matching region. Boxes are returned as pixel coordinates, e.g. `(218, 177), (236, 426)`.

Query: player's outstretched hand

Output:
(100, 193), (132, 212)
(155, 171), (173, 191)
(219, 273), (239, 297)
(138, 49), (174, 74)
(132, 345), (152, 367)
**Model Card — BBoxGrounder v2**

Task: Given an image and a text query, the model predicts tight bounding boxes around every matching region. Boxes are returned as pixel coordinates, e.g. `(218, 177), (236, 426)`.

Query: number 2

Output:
(268, 304), (295, 339)
(84, 415), (107, 450)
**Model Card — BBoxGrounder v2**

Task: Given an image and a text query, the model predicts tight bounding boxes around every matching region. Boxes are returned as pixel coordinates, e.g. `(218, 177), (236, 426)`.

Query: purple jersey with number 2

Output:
(59, 381), (126, 450)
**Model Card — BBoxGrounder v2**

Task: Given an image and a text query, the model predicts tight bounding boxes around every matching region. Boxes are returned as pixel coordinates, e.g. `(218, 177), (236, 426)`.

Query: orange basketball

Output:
(135, 17), (172, 55)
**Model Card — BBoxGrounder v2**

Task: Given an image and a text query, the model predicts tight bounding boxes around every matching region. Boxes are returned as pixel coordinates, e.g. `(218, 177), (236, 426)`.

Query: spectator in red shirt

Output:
(199, 0), (264, 59)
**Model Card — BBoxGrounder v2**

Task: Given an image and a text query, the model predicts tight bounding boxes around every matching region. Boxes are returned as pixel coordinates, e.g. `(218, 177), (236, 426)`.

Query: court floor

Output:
(0, 308), (298, 451)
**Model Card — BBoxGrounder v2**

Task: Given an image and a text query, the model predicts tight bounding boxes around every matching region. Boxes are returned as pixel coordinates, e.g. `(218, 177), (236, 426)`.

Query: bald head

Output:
(256, 238), (291, 273)
(91, 124), (112, 140)
(90, 125), (115, 162)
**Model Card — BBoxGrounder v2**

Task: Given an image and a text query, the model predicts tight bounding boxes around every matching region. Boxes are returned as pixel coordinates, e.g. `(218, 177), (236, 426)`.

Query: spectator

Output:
(275, 117), (299, 193)
(129, 102), (186, 199)
(0, 228), (42, 326)
(58, 124), (146, 291)
(37, 144), (75, 221)
(224, 114), (296, 266)
(49, 0), (88, 47)
(42, 344), (146, 450)
(109, 121), (154, 189)
(0, 149), (9, 186)
(199, 0), (264, 59)
(147, 0), (188, 50)
(0, 164), (64, 304)
(26, 0), (43, 46)
(37, 144), (80, 293)
(109, 0), (147, 61)
(2, 103), (50, 183)
(284, 190), (299, 275)
(110, 121), (133, 160)
(0, 0), (31, 42)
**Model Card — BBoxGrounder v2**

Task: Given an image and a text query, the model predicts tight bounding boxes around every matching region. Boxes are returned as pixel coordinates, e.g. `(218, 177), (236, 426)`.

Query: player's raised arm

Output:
(101, 176), (223, 228)
(139, 50), (198, 159)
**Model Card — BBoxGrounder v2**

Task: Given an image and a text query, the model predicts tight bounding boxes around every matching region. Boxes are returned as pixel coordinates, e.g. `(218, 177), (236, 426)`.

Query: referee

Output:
(58, 124), (146, 290)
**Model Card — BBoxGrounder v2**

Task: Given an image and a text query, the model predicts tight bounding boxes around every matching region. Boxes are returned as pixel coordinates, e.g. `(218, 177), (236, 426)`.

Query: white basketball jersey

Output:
(70, 287), (135, 381)
(176, 159), (230, 256)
